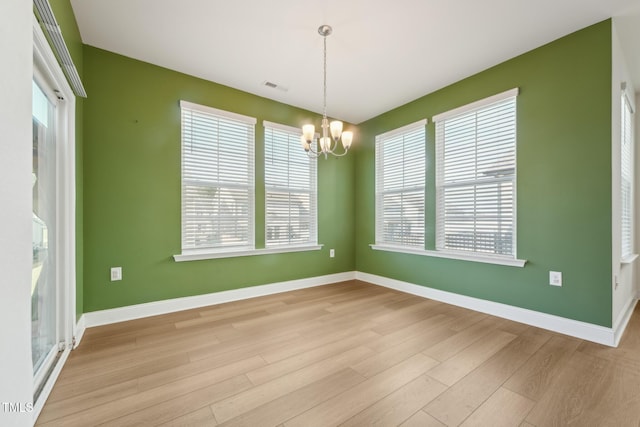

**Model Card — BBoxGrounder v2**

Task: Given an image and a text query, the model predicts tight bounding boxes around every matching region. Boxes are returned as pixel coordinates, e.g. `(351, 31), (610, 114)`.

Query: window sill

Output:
(174, 244), (323, 262)
(370, 244), (527, 267)
(621, 254), (639, 265)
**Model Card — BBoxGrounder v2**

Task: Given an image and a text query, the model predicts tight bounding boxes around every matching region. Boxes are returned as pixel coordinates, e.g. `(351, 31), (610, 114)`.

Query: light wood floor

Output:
(37, 281), (640, 426)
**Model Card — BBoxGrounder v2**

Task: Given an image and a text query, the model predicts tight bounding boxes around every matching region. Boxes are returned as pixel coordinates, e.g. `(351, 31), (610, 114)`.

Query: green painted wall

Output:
(49, 0), (84, 319)
(82, 46), (355, 312)
(355, 20), (613, 326)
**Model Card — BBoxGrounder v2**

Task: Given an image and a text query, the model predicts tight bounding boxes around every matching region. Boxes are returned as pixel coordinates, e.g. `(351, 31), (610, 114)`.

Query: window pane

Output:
(32, 80), (57, 374)
(265, 124), (317, 247)
(181, 102), (255, 251)
(375, 121), (426, 247)
(436, 93), (517, 257)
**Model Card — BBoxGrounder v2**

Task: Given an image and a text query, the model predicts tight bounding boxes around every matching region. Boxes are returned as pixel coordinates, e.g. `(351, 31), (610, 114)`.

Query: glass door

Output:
(31, 79), (59, 386)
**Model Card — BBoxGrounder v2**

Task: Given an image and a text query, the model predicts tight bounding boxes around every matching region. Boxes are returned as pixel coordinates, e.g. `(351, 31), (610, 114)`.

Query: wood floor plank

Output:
(423, 317), (499, 362)
(46, 352), (190, 402)
(218, 368), (366, 427)
(211, 345), (375, 423)
(259, 322), (379, 364)
(424, 327), (550, 426)
(367, 314), (453, 352)
(526, 350), (640, 426)
(37, 379), (138, 424)
(38, 374), (251, 427)
(158, 407), (217, 427)
(102, 375), (250, 426)
(503, 335), (581, 401)
(400, 410), (446, 427)
(247, 330), (380, 385)
(352, 330), (443, 378)
(460, 387), (534, 427)
(283, 353), (437, 427)
(340, 374), (447, 427)
(426, 330), (517, 386)
(138, 355), (265, 392)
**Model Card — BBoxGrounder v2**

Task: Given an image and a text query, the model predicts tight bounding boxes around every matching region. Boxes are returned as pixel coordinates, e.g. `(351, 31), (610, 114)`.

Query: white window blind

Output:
(621, 93), (634, 258)
(434, 89), (518, 257)
(264, 121), (317, 247)
(180, 100), (256, 252)
(375, 120), (427, 248)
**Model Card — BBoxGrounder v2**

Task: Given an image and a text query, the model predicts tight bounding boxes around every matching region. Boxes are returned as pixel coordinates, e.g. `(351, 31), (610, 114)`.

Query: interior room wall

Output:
(81, 46), (356, 312)
(355, 20), (613, 327)
(0, 1), (36, 426)
(611, 20), (637, 328)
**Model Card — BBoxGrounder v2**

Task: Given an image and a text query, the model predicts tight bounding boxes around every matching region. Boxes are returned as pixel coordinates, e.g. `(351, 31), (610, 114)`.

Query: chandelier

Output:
(300, 25), (353, 158)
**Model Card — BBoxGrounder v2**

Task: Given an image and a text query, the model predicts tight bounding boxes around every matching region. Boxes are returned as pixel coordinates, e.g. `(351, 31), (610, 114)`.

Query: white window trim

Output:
(174, 244), (323, 262)
(370, 244), (527, 267)
(434, 88), (520, 262)
(432, 88), (519, 122)
(263, 120), (318, 249)
(177, 100), (256, 256)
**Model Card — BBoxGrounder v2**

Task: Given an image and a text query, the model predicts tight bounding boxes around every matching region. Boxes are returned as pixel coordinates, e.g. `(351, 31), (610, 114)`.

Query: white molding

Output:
(174, 244), (323, 262)
(375, 118), (428, 141)
(84, 272), (356, 328)
(432, 88), (519, 122)
(79, 270), (632, 348)
(356, 271), (619, 347)
(620, 253), (639, 264)
(612, 296), (638, 346)
(370, 244), (527, 267)
(180, 99), (257, 124)
(74, 315), (86, 349)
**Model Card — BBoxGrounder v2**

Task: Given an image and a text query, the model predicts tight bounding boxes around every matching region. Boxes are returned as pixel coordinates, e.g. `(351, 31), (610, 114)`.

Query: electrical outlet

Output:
(549, 271), (562, 287)
(110, 267), (122, 281)
(329, 249), (335, 258)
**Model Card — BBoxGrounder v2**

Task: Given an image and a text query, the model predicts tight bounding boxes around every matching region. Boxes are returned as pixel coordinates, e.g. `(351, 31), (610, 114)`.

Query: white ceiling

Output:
(70, 0), (640, 124)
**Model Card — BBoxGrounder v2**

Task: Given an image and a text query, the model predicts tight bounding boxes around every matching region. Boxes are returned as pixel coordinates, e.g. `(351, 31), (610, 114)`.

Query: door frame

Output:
(32, 14), (76, 420)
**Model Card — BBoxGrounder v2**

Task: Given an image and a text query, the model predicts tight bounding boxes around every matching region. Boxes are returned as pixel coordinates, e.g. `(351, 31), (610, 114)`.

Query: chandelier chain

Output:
(323, 35), (328, 120)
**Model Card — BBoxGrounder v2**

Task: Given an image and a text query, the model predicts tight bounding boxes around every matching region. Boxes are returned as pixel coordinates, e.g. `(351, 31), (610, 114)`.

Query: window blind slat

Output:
(264, 124), (317, 247)
(180, 102), (255, 251)
(621, 94), (634, 257)
(375, 120), (426, 248)
(436, 94), (517, 257)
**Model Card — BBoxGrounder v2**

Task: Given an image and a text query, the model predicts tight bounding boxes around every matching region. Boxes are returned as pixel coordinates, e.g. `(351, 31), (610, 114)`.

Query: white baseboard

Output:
(83, 272), (357, 328)
(612, 296), (638, 347)
(78, 270), (632, 347)
(356, 271), (619, 347)
(74, 314), (86, 349)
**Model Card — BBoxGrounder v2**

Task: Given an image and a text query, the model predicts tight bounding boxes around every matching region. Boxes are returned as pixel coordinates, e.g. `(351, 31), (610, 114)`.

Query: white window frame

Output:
(373, 119), (427, 249)
(621, 89), (636, 263)
(177, 100), (256, 257)
(433, 88), (525, 266)
(264, 121), (318, 249)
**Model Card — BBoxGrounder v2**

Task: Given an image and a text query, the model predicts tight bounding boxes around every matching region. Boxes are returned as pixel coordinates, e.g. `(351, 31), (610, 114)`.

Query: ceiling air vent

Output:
(263, 81), (289, 92)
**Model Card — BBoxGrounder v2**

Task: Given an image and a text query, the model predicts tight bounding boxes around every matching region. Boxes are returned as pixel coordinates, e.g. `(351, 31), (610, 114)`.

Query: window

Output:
(621, 92), (634, 259)
(434, 89), (518, 258)
(264, 121), (317, 247)
(180, 100), (256, 253)
(375, 120), (427, 248)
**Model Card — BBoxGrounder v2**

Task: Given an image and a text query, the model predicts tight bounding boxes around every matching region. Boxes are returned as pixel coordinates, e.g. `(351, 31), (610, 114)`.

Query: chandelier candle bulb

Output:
(330, 121), (343, 140)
